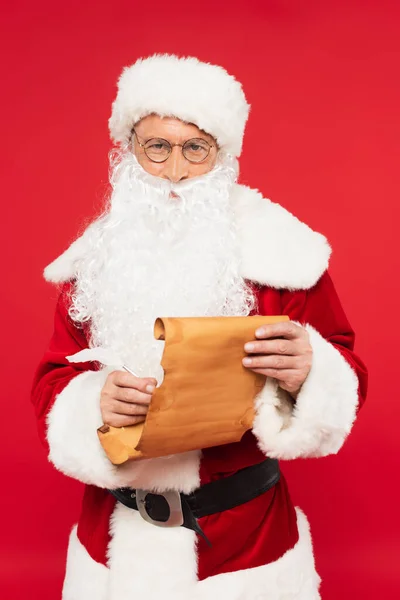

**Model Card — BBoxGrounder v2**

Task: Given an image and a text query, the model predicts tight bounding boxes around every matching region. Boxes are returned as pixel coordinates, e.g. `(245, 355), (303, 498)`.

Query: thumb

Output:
(143, 376), (158, 387)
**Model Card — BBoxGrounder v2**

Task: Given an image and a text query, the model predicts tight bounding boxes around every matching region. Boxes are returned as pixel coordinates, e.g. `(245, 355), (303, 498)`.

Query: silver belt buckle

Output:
(136, 489), (184, 528)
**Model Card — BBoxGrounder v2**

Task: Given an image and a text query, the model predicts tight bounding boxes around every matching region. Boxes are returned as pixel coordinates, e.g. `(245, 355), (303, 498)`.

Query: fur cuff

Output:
(46, 369), (201, 491)
(46, 369), (128, 488)
(252, 325), (360, 459)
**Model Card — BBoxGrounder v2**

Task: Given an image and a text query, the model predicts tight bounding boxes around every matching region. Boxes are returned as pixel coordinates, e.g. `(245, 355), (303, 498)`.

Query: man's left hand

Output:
(242, 321), (313, 398)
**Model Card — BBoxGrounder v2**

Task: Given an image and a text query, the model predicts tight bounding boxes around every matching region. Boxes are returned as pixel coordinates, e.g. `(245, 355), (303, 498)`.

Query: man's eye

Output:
(188, 144), (201, 151)
(147, 141), (169, 152)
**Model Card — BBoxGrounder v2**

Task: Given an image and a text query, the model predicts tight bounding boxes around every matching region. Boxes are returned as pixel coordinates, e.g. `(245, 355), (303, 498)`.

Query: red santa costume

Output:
(31, 55), (367, 600)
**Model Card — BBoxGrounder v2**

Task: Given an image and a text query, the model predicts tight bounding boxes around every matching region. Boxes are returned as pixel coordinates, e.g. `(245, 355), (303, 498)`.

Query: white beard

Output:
(69, 150), (255, 383)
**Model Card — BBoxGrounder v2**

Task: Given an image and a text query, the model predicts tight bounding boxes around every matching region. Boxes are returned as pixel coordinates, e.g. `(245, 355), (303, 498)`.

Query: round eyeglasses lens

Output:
(183, 139), (210, 163)
(144, 139), (172, 162)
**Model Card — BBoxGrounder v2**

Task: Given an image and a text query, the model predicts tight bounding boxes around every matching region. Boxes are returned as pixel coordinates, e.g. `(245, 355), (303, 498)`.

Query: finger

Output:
(112, 401), (149, 417)
(244, 339), (298, 356)
(254, 322), (304, 341)
(114, 387), (152, 405)
(242, 355), (299, 370)
(248, 367), (300, 383)
(104, 414), (146, 428)
(112, 371), (157, 393)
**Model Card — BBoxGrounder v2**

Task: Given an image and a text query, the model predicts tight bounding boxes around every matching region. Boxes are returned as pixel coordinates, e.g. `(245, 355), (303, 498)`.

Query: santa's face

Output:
(69, 143), (254, 382)
(131, 115), (218, 182)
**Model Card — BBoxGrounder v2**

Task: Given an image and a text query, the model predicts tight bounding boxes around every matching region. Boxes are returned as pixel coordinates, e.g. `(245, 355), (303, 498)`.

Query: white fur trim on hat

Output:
(108, 54), (250, 157)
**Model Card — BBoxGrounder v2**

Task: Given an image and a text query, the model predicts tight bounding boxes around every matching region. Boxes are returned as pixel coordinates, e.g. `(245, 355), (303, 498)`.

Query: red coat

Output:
(32, 272), (367, 599)
(32, 186), (368, 599)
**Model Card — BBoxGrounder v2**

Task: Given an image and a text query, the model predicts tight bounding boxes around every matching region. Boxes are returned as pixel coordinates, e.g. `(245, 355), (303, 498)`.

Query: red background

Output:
(1, 1), (399, 598)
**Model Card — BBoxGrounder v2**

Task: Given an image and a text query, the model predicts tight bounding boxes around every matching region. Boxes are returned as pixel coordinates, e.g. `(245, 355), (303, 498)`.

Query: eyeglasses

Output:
(131, 129), (214, 164)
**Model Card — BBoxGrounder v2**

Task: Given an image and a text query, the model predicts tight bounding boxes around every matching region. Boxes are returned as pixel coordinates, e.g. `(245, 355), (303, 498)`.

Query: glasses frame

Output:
(131, 128), (215, 164)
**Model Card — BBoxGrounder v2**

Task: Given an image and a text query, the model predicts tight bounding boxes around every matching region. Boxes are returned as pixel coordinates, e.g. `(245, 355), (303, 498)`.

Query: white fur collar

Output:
(44, 184), (331, 290)
(231, 184), (331, 290)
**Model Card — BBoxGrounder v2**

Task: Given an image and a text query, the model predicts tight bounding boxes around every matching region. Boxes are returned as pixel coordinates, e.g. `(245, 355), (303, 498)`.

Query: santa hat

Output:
(109, 54), (250, 157)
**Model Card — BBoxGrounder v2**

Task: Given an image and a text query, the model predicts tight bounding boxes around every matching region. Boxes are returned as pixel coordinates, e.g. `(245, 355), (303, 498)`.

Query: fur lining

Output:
(252, 324), (360, 459)
(62, 525), (108, 600)
(107, 503), (198, 599)
(46, 369), (201, 491)
(196, 507), (321, 600)
(109, 54), (249, 157)
(43, 185), (330, 290)
(61, 507), (320, 600)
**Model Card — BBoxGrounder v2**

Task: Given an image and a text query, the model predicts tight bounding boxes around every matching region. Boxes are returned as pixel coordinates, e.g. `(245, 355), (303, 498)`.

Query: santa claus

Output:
(31, 54), (368, 600)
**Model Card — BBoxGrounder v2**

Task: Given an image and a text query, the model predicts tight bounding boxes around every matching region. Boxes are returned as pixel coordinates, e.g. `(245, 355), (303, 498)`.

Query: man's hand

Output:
(242, 321), (313, 398)
(100, 371), (157, 428)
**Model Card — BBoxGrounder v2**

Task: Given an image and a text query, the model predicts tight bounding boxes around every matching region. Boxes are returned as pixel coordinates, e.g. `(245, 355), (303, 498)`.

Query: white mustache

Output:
(109, 150), (239, 202)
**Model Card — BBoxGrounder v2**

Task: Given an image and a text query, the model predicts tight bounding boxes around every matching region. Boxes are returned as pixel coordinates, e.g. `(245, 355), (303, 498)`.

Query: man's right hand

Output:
(100, 371), (157, 428)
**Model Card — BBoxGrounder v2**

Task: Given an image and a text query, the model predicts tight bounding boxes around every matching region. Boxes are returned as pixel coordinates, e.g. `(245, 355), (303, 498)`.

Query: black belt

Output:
(108, 458), (280, 545)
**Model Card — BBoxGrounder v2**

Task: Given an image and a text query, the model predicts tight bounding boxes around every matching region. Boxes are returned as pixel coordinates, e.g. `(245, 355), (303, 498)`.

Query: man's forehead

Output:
(134, 114), (215, 142)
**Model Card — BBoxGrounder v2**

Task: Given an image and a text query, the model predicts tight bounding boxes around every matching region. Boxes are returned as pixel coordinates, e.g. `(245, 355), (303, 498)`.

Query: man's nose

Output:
(162, 147), (189, 182)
